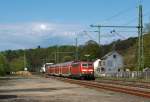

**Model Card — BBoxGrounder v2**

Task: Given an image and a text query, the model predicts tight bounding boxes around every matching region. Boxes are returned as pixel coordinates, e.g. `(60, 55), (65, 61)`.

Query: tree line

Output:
(0, 28), (150, 75)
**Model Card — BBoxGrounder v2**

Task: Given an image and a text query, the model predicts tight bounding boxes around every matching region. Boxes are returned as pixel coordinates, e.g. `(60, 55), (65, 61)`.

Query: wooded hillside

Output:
(0, 32), (150, 75)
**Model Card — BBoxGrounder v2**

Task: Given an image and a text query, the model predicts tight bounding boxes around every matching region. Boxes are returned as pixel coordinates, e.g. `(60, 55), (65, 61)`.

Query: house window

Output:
(107, 60), (113, 67)
(101, 67), (105, 72)
(103, 61), (105, 65)
(99, 61), (101, 66)
(113, 54), (116, 58)
(97, 68), (100, 72)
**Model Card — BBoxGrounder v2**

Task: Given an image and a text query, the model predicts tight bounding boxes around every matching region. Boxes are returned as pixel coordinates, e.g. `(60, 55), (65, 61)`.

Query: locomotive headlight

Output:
(88, 69), (93, 71)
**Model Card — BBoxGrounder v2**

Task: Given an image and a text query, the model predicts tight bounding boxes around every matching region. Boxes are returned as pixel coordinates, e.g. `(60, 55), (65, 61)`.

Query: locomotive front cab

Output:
(80, 62), (95, 80)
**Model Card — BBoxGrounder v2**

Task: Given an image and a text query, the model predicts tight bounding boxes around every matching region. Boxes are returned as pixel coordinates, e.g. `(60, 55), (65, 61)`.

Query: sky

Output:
(0, 0), (150, 51)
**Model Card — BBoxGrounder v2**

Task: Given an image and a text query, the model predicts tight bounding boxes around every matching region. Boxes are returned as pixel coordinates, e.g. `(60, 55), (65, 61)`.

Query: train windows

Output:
(88, 64), (93, 66)
(72, 63), (79, 67)
(82, 63), (92, 67)
(82, 64), (88, 67)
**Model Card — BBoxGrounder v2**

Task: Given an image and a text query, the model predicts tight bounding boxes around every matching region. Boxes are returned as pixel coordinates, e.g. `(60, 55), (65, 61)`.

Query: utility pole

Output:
(90, 25), (101, 47)
(138, 1), (144, 71)
(90, 25), (101, 57)
(54, 52), (57, 63)
(98, 27), (100, 47)
(54, 45), (74, 63)
(90, 25), (137, 58)
(24, 51), (26, 67)
(75, 37), (78, 61)
(24, 50), (27, 71)
(90, 0), (144, 71)
(84, 54), (90, 62)
(56, 45), (59, 63)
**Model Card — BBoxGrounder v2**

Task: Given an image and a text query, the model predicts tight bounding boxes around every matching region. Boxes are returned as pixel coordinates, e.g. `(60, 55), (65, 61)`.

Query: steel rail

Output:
(95, 80), (150, 89)
(52, 77), (150, 98)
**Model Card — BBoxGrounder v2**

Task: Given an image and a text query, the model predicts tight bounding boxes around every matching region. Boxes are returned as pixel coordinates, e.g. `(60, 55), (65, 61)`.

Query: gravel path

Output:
(0, 76), (149, 102)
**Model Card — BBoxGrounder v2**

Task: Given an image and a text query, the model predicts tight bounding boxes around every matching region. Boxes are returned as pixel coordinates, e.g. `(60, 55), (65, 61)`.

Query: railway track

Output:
(95, 79), (150, 89)
(49, 76), (150, 98)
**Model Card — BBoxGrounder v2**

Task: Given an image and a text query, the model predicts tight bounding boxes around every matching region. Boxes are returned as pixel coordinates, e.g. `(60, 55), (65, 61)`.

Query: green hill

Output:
(0, 33), (150, 74)
(114, 33), (150, 70)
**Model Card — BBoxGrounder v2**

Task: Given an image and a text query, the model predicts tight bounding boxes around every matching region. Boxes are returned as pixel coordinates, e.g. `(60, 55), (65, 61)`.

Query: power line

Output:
(90, 25), (138, 28)
(102, 7), (136, 23)
(83, 31), (96, 41)
(110, 30), (126, 39)
(113, 30), (137, 33)
(122, 10), (150, 26)
(123, 17), (137, 26)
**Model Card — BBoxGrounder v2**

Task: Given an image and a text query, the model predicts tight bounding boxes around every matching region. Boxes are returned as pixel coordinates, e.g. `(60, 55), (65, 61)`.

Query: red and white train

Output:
(45, 61), (95, 80)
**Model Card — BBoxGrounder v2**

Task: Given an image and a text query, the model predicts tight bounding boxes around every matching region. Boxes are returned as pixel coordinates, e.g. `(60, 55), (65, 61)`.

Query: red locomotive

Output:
(45, 61), (95, 80)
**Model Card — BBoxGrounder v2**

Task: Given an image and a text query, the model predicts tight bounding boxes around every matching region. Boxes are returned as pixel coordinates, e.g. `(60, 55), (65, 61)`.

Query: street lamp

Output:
(23, 49), (28, 71)
(84, 54), (90, 62)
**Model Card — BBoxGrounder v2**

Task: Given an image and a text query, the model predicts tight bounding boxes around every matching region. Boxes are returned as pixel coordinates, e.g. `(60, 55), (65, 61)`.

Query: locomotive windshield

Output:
(82, 63), (93, 67)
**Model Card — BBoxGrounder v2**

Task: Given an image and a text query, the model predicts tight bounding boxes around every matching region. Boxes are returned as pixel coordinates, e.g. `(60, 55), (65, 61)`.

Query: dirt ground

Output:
(0, 76), (149, 102)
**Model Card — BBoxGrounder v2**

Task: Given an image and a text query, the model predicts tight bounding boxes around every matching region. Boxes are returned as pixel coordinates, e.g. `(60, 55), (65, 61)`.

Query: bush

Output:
(0, 54), (8, 76)
(9, 56), (24, 72)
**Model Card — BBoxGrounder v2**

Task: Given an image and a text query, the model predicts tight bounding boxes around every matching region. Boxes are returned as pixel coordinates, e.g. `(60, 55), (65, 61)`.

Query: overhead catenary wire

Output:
(110, 30), (126, 40)
(123, 10), (150, 26)
(102, 6), (136, 25)
(82, 31), (96, 41)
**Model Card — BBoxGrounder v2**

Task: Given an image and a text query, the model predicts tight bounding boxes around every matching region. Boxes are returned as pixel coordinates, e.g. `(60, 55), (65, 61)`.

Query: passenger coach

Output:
(46, 61), (95, 80)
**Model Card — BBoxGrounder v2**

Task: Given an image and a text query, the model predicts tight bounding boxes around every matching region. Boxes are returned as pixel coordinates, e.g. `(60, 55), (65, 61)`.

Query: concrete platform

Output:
(0, 76), (149, 102)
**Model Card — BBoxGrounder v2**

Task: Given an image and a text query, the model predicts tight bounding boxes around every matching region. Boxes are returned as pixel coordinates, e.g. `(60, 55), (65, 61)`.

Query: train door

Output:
(71, 62), (80, 78)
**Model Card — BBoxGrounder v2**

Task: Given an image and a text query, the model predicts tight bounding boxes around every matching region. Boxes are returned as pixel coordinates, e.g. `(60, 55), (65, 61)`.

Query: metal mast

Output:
(75, 37), (78, 61)
(90, 25), (101, 47)
(24, 50), (27, 70)
(90, 0), (144, 71)
(138, 1), (144, 70)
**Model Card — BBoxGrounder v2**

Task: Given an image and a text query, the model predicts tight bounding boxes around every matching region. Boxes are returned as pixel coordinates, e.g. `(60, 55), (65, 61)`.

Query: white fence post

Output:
(97, 71), (149, 81)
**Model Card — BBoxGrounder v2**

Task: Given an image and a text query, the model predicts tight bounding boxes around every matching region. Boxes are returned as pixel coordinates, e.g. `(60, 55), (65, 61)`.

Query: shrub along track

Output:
(48, 76), (150, 98)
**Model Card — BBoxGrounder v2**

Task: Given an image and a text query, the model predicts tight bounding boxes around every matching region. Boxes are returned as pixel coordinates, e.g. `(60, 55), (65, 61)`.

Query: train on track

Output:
(45, 61), (95, 80)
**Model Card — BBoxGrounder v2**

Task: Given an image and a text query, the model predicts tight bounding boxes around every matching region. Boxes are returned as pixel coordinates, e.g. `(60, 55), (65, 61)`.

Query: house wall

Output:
(93, 59), (101, 77)
(101, 52), (123, 73)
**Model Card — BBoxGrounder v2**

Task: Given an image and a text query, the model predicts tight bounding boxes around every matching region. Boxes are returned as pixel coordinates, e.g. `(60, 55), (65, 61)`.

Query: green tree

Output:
(0, 54), (8, 76)
(63, 56), (74, 62)
(10, 56), (24, 72)
(79, 40), (100, 61)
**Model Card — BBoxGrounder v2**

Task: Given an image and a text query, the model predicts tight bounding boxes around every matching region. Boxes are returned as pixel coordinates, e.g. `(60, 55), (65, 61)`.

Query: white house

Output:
(93, 59), (101, 77)
(94, 51), (124, 75)
(101, 51), (124, 73)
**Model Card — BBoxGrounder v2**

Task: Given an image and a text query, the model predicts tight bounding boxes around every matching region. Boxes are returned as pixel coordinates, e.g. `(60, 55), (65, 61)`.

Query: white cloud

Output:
(0, 22), (135, 51)
(0, 22), (88, 51)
